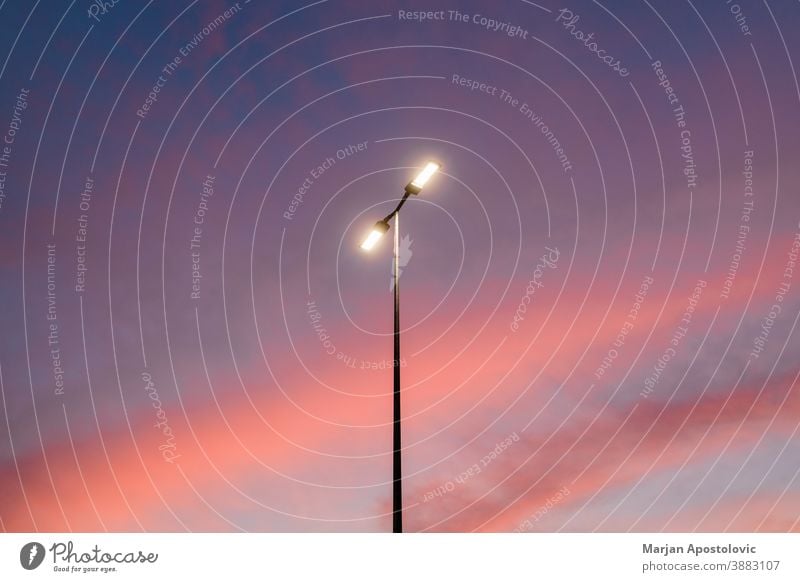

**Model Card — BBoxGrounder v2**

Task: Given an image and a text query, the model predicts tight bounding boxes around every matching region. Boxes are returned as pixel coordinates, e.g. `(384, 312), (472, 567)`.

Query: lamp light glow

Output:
(360, 220), (389, 251)
(410, 162), (440, 189)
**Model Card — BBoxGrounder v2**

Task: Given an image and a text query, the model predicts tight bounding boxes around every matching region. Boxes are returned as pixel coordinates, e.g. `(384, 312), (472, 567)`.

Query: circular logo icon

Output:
(20, 542), (45, 570)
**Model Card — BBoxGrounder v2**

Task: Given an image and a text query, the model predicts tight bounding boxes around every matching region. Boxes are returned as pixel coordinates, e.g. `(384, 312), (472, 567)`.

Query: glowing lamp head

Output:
(405, 161), (440, 194)
(360, 220), (390, 251)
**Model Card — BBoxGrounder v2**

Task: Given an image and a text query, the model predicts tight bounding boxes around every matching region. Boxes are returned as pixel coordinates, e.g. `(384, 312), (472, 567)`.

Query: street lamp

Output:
(359, 161), (441, 533)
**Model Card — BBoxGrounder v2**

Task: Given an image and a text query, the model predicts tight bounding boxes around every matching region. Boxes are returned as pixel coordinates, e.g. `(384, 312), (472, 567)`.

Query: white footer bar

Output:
(1, 533), (797, 581)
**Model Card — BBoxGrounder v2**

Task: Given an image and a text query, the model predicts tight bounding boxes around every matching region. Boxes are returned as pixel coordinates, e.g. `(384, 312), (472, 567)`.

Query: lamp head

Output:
(404, 161), (440, 194)
(360, 220), (390, 251)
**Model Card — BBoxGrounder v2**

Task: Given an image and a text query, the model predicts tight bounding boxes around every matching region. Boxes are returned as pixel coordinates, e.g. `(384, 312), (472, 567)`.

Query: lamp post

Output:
(359, 161), (441, 533)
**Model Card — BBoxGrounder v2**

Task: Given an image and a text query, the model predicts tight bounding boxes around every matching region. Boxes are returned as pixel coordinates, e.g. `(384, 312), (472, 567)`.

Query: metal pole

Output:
(392, 211), (402, 533)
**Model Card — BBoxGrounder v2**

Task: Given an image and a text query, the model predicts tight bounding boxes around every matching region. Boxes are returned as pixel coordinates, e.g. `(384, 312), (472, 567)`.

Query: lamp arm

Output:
(382, 190), (412, 224)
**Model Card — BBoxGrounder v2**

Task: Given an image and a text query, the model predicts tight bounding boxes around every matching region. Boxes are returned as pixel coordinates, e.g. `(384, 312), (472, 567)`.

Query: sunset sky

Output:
(1, 0), (799, 532)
